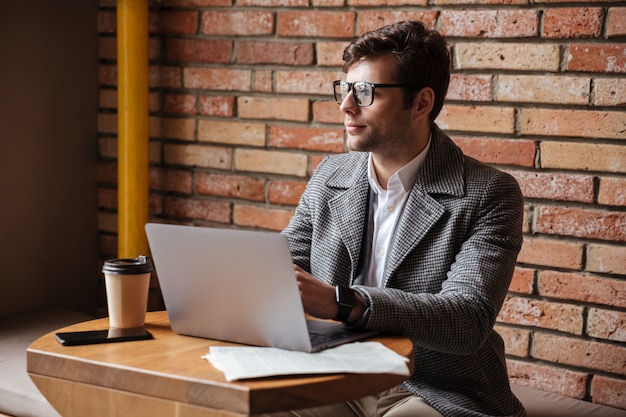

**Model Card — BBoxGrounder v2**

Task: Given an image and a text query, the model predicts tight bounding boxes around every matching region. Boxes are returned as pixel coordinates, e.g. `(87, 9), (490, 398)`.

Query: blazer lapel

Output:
(383, 126), (466, 286)
(326, 154), (371, 283)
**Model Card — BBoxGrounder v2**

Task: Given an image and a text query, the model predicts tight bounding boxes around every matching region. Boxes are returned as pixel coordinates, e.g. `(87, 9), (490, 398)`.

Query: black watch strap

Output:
(333, 286), (356, 323)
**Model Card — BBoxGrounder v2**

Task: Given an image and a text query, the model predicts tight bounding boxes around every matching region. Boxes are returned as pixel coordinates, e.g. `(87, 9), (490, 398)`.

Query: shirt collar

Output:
(367, 134), (432, 193)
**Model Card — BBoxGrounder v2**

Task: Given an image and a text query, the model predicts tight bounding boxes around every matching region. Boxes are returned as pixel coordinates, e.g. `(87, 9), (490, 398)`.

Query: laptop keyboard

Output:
(308, 330), (350, 345)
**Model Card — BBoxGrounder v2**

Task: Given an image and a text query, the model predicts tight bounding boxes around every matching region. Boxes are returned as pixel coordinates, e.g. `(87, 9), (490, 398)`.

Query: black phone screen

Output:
(55, 327), (153, 346)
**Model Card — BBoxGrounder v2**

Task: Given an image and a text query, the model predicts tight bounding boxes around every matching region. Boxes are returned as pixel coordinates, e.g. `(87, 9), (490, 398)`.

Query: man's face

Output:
(339, 55), (414, 158)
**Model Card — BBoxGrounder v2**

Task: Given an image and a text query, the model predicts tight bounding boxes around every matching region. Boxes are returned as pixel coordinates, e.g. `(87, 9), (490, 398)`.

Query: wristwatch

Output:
(333, 285), (357, 323)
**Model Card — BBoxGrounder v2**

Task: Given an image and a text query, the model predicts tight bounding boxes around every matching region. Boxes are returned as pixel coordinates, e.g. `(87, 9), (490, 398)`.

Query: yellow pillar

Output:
(117, 0), (149, 258)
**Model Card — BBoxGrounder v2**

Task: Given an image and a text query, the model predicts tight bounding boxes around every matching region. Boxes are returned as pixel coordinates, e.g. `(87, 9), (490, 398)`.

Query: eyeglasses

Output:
(332, 80), (418, 107)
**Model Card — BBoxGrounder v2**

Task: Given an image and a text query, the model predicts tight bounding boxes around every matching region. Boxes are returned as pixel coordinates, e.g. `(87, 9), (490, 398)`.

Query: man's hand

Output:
(293, 265), (366, 323)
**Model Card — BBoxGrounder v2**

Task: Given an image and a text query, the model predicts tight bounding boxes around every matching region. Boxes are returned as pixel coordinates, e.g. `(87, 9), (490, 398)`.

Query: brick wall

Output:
(96, 0), (626, 409)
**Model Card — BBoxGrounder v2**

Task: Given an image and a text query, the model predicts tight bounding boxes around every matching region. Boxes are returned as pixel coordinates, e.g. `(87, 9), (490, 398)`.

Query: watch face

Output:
(337, 286), (357, 308)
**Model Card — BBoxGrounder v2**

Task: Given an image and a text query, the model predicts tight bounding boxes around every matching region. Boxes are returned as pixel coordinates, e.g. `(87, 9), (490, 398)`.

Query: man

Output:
(280, 21), (526, 417)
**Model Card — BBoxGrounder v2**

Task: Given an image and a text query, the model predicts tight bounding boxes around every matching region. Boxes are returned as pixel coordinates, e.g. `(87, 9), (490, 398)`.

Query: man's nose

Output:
(339, 91), (358, 113)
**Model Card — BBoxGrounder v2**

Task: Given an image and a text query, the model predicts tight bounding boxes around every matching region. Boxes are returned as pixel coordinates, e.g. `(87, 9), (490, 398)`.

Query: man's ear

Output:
(413, 87), (435, 120)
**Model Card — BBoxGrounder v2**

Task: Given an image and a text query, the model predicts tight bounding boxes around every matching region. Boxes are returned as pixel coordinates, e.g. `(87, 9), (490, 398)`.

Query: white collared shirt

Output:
(364, 137), (431, 288)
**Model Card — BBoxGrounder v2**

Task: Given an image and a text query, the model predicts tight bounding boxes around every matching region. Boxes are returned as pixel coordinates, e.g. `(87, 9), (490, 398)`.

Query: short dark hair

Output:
(342, 21), (450, 122)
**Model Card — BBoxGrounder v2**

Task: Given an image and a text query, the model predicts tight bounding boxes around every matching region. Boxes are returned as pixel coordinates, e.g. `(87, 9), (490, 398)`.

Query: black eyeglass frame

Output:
(332, 80), (419, 107)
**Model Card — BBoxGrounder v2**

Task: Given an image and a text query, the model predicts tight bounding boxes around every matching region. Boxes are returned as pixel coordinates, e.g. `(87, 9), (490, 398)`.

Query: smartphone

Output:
(55, 327), (153, 346)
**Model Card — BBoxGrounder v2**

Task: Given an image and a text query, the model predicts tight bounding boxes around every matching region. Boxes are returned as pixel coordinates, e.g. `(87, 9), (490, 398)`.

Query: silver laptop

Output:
(145, 223), (378, 352)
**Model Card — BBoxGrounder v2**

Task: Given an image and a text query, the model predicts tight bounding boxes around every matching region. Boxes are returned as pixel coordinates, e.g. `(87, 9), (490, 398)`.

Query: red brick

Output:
(313, 101), (343, 124)
(593, 78), (626, 106)
(275, 70), (343, 95)
(165, 38), (232, 63)
(592, 375), (626, 409)
(495, 325), (530, 357)
(598, 177), (626, 206)
(440, 10), (537, 38)
(163, 93), (197, 115)
(235, 149), (308, 177)
(158, 0), (231, 6)
(164, 196), (231, 223)
(98, 113), (117, 134)
(237, 42), (314, 65)
(349, 0), (427, 5)
(436, 0), (527, 4)
(533, 333), (626, 375)
(543, 8), (603, 38)
(518, 237), (583, 270)
(277, 11), (354, 38)
(233, 204), (294, 231)
(567, 44), (626, 73)
(238, 0), (307, 5)
(607, 8), (626, 37)
(149, 193), (164, 217)
(163, 143), (231, 169)
(316, 41), (347, 67)
(539, 270), (626, 308)
(455, 42), (560, 71)
(497, 75), (590, 105)
(98, 188), (117, 209)
(313, 0), (344, 6)
(522, 204), (531, 234)
(535, 206), (626, 242)
(198, 120), (265, 146)
(98, 162), (118, 184)
(587, 308), (626, 343)
(99, 64), (117, 86)
(587, 243), (626, 275)
(196, 173), (265, 202)
(521, 108), (626, 140)
(198, 96), (235, 117)
(201, 11), (273, 36)
(99, 37), (116, 60)
(311, 155), (327, 173)
(149, 117), (195, 140)
(540, 142), (626, 173)
(508, 171), (594, 203)
(253, 70), (273, 93)
(238, 97), (310, 122)
(269, 125), (345, 153)
(438, 105), (515, 134)
(98, 212), (117, 233)
(507, 360), (588, 399)
(452, 137), (535, 167)
(149, 141), (162, 164)
(151, 11), (198, 35)
(149, 167), (192, 194)
(98, 11), (116, 33)
(357, 11), (437, 35)
(268, 180), (307, 205)
(447, 75), (493, 102)
(149, 66), (182, 89)
(509, 267), (534, 294)
(184, 68), (252, 91)
(99, 234), (118, 258)
(498, 296), (584, 335)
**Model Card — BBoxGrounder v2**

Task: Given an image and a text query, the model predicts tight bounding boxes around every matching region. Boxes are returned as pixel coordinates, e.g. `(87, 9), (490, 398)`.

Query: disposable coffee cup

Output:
(103, 255), (152, 328)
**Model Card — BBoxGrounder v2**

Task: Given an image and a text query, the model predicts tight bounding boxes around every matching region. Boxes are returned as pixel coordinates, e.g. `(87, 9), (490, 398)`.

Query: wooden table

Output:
(27, 311), (413, 417)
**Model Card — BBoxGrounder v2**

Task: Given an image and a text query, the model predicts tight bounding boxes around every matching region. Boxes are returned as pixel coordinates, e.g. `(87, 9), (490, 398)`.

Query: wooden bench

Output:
(512, 384), (626, 417)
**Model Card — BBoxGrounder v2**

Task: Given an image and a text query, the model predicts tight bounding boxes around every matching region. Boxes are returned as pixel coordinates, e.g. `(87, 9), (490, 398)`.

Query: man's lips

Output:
(345, 122), (364, 134)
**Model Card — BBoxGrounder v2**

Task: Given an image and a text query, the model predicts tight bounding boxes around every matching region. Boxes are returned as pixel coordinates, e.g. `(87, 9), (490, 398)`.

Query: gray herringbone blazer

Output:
(282, 126), (526, 417)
